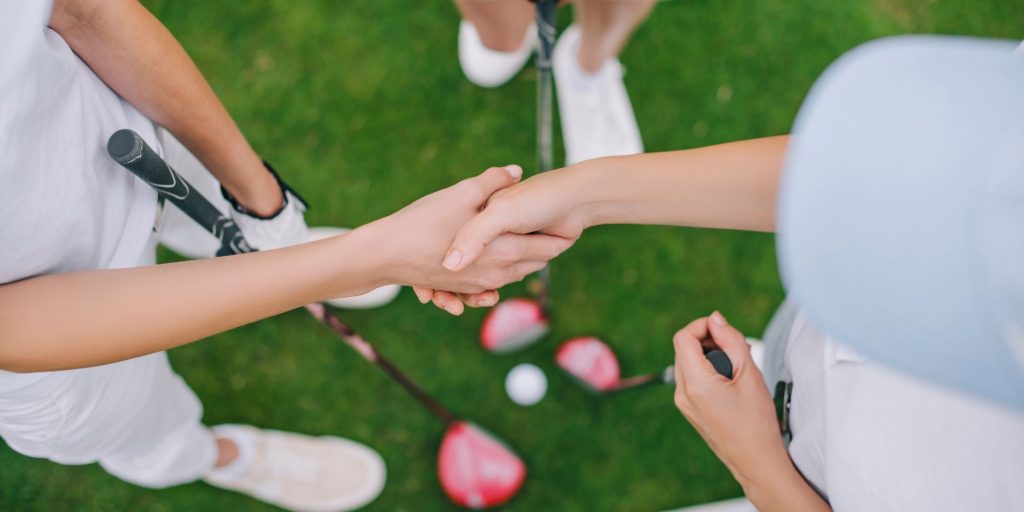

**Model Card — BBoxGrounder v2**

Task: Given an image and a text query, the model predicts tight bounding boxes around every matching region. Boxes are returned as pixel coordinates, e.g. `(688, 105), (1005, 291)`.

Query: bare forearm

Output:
(49, 0), (280, 214)
(574, 136), (788, 232)
(740, 460), (831, 512)
(0, 232), (382, 373)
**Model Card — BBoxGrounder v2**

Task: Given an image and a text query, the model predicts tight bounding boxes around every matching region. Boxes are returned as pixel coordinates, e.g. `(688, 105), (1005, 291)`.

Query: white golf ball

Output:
(505, 364), (547, 406)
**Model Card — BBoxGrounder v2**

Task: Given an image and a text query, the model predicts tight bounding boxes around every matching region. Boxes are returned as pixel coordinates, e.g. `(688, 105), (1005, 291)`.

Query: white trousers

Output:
(0, 352), (216, 488)
(0, 129), (222, 489)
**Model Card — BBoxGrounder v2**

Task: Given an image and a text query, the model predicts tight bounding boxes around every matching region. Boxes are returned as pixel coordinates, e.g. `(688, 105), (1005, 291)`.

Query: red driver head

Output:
(480, 299), (549, 353)
(437, 421), (526, 509)
(555, 337), (622, 391)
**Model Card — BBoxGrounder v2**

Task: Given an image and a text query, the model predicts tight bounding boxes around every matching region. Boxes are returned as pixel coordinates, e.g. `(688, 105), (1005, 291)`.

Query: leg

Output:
(0, 352), (218, 488)
(453, 0), (534, 51)
(454, 0), (538, 87)
(574, 0), (657, 72)
(0, 351), (386, 510)
(552, 0), (654, 164)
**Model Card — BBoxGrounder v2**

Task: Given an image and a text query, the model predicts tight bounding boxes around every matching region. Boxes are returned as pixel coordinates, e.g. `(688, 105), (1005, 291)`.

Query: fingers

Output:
(707, 311), (754, 378)
(443, 165), (523, 272)
(515, 233), (575, 261)
(673, 317), (716, 382)
(443, 208), (506, 272)
(453, 232), (570, 281)
(412, 286), (434, 304)
(420, 288), (498, 314)
(458, 290), (499, 308)
(431, 291), (465, 316)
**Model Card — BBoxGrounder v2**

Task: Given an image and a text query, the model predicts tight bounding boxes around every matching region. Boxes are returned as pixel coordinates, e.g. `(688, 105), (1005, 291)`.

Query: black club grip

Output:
(663, 349), (733, 385)
(107, 129), (255, 256)
(705, 350), (733, 379)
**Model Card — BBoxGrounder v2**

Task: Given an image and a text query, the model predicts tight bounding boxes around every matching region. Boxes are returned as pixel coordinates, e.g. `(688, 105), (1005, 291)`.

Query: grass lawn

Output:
(2, 1), (1020, 510)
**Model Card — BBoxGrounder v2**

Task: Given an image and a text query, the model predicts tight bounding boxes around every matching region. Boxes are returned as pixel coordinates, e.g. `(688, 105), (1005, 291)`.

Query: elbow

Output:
(48, 0), (120, 38)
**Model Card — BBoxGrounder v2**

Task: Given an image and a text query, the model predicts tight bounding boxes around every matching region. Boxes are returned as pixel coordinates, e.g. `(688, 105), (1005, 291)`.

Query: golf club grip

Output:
(664, 350), (734, 383)
(106, 129), (253, 256)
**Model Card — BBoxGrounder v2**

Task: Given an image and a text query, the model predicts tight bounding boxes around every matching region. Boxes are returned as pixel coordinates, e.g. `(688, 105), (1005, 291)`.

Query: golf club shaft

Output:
(305, 303), (457, 424)
(607, 350), (734, 392)
(533, 0), (556, 313)
(107, 129), (457, 424)
(609, 372), (663, 391)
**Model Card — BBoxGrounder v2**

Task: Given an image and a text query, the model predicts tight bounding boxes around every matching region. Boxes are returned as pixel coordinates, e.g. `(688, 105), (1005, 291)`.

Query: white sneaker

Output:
(553, 25), (644, 165)
(205, 424), (386, 512)
(458, 20), (536, 88)
(306, 227), (402, 309)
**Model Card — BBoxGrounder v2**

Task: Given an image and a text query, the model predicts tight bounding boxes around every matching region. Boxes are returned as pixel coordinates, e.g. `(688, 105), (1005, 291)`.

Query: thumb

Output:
(465, 165), (523, 201)
(443, 207), (508, 271)
(707, 311), (753, 377)
(442, 165), (523, 271)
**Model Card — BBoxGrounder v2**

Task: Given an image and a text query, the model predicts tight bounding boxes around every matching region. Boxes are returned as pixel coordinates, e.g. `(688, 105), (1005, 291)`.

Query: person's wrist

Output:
(345, 218), (406, 287)
(734, 448), (808, 507)
(221, 161), (285, 217)
(566, 156), (625, 229)
(321, 222), (394, 295)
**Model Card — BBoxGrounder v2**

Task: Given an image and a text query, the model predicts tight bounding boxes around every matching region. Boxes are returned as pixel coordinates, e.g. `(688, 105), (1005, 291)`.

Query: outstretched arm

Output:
(0, 167), (572, 372)
(49, 0), (281, 215)
(443, 136), (788, 272)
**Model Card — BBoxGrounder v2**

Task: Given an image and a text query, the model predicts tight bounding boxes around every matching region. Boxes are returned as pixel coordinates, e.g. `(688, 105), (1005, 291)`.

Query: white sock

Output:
(207, 424), (255, 479)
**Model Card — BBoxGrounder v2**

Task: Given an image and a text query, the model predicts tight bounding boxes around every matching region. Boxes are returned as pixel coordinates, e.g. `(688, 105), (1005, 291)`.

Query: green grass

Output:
(2, 1), (1020, 510)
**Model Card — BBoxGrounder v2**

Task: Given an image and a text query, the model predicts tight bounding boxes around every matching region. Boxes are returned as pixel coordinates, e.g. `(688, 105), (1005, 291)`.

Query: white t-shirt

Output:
(786, 314), (1024, 511)
(0, 1), (159, 281)
(0, 2), (160, 384)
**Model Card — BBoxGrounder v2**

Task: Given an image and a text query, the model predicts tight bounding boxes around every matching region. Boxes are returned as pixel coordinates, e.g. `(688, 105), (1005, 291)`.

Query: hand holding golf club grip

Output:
(663, 350), (733, 384)
(107, 129), (252, 255)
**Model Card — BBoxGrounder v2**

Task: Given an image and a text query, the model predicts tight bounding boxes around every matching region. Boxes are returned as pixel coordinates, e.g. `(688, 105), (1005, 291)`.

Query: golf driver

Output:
(107, 129), (525, 509)
(480, 0), (557, 354)
(555, 336), (733, 393)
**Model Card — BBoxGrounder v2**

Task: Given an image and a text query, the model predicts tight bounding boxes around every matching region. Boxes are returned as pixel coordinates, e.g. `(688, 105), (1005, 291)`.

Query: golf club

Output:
(480, 0), (557, 354)
(555, 336), (733, 393)
(107, 129), (526, 509)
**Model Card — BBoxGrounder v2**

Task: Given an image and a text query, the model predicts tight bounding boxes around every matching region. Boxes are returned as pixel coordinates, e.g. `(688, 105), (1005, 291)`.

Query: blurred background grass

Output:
(1, 0), (1020, 510)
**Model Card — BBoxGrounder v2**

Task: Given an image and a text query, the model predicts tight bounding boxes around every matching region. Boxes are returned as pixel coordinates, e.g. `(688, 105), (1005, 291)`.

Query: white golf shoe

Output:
(458, 20), (536, 88)
(205, 424), (386, 512)
(553, 25), (644, 165)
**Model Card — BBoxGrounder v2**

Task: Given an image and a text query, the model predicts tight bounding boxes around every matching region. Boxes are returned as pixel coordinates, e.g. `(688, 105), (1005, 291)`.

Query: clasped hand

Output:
(352, 164), (579, 314)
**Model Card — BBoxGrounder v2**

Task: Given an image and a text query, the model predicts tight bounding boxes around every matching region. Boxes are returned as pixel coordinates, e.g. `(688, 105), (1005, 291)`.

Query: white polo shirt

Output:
(786, 314), (1024, 510)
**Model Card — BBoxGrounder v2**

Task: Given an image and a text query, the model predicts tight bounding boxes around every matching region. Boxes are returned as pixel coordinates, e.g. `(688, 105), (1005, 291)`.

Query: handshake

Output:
(350, 163), (589, 315)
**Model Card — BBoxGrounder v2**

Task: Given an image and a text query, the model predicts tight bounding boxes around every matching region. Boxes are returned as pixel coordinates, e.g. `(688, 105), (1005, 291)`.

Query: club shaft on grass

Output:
(606, 350), (734, 392)
(533, 0), (557, 313)
(107, 129), (457, 425)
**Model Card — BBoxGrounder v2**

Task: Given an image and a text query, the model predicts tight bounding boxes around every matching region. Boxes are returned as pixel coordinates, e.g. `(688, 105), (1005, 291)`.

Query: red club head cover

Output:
(480, 299), (549, 353)
(555, 336), (621, 391)
(438, 422), (526, 509)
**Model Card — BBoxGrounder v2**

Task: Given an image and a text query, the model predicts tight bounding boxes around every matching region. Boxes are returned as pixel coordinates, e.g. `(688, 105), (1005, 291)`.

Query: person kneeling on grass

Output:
(430, 36), (1024, 510)
(0, 2), (570, 511)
